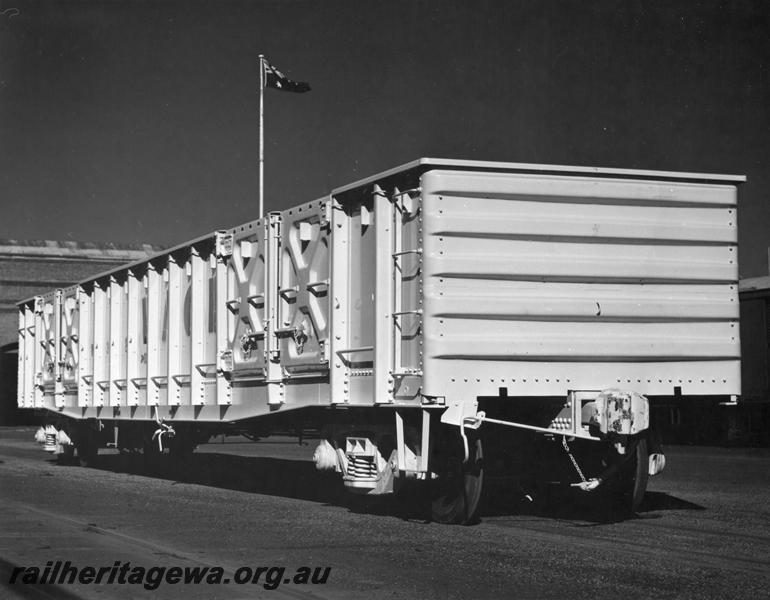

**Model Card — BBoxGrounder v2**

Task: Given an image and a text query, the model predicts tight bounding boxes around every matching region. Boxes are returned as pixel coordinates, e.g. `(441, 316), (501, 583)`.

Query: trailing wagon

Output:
(18, 158), (743, 523)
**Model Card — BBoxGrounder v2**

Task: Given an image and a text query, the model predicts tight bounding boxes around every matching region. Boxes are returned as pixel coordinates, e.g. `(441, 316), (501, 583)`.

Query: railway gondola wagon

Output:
(18, 158), (743, 523)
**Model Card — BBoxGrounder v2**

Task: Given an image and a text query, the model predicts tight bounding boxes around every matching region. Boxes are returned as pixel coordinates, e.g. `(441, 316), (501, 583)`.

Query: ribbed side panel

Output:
(428, 241), (734, 283)
(421, 170), (740, 399)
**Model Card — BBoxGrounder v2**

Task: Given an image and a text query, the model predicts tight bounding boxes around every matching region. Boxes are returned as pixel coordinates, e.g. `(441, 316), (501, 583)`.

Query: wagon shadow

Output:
(81, 450), (426, 520)
(638, 491), (705, 512)
(538, 491), (705, 524)
(91, 451), (350, 505)
(81, 452), (705, 524)
(479, 482), (706, 524)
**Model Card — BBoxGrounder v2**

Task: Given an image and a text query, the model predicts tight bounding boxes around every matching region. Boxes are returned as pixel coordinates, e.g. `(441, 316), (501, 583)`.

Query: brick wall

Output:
(0, 240), (162, 425)
(0, 240), (162, 346)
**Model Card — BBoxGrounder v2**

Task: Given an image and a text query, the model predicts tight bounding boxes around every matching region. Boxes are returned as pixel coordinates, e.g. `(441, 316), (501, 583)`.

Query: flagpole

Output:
(258, 54), (265, 219)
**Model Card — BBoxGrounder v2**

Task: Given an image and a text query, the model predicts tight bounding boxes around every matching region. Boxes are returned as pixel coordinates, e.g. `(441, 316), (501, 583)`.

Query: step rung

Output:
(392, 248), (422, 258)
(336, 346), (374, 355)
(392, 310), (422, 318)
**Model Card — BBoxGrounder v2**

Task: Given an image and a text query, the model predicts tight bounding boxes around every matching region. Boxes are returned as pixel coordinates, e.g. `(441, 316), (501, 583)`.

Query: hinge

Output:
(321, 201), (332, 229)
(218, 350), (233, 373)
(215, 231), (233, 260)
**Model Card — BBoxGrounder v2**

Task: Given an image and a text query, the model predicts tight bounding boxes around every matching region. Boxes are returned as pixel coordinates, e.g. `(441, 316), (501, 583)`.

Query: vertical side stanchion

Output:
(108, 276), (127, 407)
(32, 297), (45, 408)
(146, 263), (165, 406)
(373, 185), (395, 404)
(53, 289), (64, 409)
(17, 307), (26, 408)
(392, 188), (403, 375)
(77, 287), (93, 407)
(167, 254), (184, 406)
(92, 284), (109, 408)
(190, 248), (212, 406)
(215, 232), (233, 406)
(266, 213), (284, 406)
(329, 196), (349, 404)
(126, 271), (144, 407)
(24, 303), (35, 408)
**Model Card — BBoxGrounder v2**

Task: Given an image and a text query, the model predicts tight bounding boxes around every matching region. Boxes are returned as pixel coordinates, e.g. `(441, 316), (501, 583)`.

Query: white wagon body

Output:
(17, 158), (744, 522)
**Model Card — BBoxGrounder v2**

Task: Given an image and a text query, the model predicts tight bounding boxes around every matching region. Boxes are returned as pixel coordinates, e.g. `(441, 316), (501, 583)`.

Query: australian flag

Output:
(264, 61), (311, 93)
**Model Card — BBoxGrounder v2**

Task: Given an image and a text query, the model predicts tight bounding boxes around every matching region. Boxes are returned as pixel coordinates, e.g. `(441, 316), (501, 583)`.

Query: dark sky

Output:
(1, 1), (768, 277)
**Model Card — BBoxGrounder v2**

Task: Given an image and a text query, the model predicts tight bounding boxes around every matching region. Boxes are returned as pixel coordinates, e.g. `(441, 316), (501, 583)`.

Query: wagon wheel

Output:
(142, 433), (166, 474)
(167, 429), (198, 475)
(168, 427), (198, 455)
(56, 442), (76, 465)
(620, 436), (649, 513)
(430, 426), (484, 524)
(602, 436), (649, 516)
(74, 425), (99, 468)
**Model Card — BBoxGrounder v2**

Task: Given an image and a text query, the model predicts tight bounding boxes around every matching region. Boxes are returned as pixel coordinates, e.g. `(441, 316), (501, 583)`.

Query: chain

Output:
(561, 436), (587, 483)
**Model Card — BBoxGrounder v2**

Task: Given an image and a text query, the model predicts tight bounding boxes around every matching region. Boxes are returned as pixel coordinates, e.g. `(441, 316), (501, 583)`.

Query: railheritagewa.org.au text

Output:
(8, 561), (331, 591)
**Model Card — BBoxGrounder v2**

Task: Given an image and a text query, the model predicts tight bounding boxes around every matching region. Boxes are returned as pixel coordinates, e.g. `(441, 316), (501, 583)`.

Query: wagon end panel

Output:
(329, 191), (376, 406)
(330, 182), (424, 407)
(420, 169), (740, 404)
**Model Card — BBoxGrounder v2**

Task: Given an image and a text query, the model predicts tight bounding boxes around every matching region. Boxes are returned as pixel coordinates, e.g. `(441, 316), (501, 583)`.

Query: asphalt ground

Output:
(0, 427), (769, 599)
